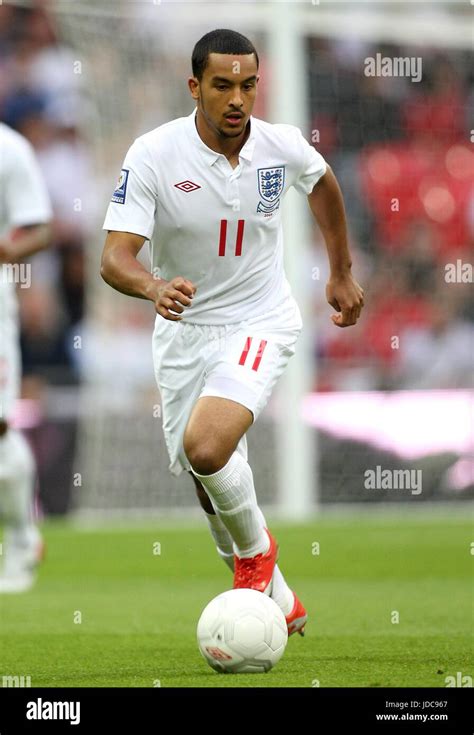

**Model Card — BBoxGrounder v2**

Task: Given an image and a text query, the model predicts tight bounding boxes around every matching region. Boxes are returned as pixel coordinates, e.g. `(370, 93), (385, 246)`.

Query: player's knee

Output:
(184, 438), (227, 476)
(0, 420), (8, 437)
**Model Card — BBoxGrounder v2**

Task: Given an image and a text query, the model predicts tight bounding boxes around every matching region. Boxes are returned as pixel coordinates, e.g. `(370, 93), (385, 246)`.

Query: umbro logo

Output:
(174, 180), (201, 193)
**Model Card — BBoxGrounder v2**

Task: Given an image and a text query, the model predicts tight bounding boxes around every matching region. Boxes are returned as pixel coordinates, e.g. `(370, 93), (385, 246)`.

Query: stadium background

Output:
(0, 0), (472, 515)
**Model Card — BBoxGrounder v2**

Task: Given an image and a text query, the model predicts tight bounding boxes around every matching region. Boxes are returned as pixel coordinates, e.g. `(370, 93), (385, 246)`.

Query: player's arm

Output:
(0, 224), (50, 264)
(307, 165), (364, 328)
(0, 133), (52, 263)
(101, 230), (196, 321)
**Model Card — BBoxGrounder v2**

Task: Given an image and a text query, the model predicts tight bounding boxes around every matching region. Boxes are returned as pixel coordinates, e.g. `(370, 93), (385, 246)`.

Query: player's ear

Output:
(188, 77), (200, 100)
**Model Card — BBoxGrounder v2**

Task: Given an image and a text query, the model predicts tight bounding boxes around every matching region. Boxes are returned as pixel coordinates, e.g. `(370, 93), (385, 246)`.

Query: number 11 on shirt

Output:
(218, 219), (245, 256)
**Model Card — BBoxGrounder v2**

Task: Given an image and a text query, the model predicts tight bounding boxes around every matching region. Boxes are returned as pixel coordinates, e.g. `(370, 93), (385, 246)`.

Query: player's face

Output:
(191, 53), (259, 139)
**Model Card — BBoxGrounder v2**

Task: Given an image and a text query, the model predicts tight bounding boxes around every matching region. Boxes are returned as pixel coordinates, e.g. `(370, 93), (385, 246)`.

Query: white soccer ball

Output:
(197, 588), (288, 674)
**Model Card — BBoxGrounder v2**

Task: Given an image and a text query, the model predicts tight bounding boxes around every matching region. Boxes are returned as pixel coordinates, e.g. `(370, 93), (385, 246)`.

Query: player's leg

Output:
(156, 317), (304, 625)
(184, 316), (307, 631)
(190, 468), (301, 619)
(183, 395), (273, 560)
(0, 317), (43, 593)
(184, 395), (253, 475)
(189, 471), (235, 571)
(0, 419), (43, 593)
(154, 320), (271, 572)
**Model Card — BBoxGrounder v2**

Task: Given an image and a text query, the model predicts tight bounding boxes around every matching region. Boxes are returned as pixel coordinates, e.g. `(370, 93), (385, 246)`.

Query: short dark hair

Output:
(192, 29), (259, 81)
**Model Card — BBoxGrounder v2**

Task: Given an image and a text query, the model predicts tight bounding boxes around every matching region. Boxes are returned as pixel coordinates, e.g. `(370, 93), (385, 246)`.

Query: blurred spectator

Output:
(309, 39), (473, 390)
(397, 293), (474, 389)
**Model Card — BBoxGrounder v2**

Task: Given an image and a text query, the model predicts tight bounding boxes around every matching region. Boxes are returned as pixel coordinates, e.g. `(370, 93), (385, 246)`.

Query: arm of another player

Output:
(307, 165), (364, 328)
(0, 130), (52, 262)
(0, 223), (51, 264)
(100, 230), (197, 321)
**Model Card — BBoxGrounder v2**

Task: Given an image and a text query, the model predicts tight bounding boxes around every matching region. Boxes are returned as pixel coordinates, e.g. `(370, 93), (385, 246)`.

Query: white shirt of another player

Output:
(0, 123), (52, 319)
(103, 109), (327, 325)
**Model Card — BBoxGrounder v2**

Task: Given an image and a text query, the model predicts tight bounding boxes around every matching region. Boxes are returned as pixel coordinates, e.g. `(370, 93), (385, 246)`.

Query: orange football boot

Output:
(286, 592), (308, 636)
(233, 528), (278, 595)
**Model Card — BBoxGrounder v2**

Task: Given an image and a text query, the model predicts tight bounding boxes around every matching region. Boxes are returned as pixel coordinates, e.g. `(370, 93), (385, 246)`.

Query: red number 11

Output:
(218, 219), (245, 256)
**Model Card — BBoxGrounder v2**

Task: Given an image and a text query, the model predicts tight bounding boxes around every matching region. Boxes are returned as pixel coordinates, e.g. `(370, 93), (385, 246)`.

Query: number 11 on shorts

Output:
(238, 336), (267, 372)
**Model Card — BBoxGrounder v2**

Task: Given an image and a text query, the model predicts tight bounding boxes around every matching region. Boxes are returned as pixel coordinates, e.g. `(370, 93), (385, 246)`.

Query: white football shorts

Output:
(151, 298), (303, 476)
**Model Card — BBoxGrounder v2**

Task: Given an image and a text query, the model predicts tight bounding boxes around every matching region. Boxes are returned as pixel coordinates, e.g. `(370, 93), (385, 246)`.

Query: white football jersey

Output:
(0, 123), (52, 321)
(103, 108), (327, 325)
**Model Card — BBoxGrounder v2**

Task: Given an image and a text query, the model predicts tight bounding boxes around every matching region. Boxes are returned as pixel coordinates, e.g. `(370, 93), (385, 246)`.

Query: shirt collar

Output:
(186, 107), (256, 166)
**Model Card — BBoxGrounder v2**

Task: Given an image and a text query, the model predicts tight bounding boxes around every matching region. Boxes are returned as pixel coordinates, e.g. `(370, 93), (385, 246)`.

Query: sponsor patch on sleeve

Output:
(111, 168), (129, 204)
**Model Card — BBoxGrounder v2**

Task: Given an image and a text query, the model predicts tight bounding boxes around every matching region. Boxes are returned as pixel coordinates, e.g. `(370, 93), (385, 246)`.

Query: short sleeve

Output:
(292, 128), (327, 196)
(4, 135), (52, 227)
(102, 137), (157, 240)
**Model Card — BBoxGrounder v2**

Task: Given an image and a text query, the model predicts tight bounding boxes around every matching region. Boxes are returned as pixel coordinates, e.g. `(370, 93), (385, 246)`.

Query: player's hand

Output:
(152, 276), (197, 321)
(326, 272), (364, 328)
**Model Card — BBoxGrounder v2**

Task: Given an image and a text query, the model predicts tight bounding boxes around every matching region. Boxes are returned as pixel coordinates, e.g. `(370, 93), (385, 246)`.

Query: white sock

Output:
(192, 451), (269, 559)
(0, 429), (37, 547)
(270, 565), (295, 616)
(217, 549), (235, 572)
(204, 510), (234, 564)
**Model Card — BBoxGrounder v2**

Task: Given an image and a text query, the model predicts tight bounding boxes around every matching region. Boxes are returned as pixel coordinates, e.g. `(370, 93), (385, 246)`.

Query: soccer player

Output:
(101, 29), (364, 636)
(0, 122), (52, 593)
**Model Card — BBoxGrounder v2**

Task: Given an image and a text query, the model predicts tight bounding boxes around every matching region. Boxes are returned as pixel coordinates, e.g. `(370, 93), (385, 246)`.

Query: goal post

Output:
(267, 1), (319, 519)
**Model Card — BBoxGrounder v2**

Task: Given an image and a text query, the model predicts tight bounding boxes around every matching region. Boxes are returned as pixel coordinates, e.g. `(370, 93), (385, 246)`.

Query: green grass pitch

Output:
(0, 511), (472, 687)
